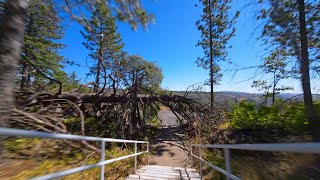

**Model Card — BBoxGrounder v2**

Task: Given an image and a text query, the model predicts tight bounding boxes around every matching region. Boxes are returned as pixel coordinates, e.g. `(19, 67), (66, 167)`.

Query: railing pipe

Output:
(191, 142), (320, 180)
(190, 143), (193, 167)
(0, 127), (147, 144)
(147, 142), (150, 165)
(199, 146), (202, 179)
(100, 141), (105, 180)
(0, 127), (149, 180)
(193, 143), (320, 154)
(191, 153), (241, 180)
(134, 142), (137, 173)
(224, 148), (231, 180)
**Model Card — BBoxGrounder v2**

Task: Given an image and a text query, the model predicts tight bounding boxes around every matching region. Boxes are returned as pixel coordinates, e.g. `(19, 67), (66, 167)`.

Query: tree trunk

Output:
(112, 76), (117, 96)
(131, 71), (139, 139)
(272, 70), (276, 105)
(0, 0), (29, 127)
(94, 58), (101, 93)
(20, 63), (31, 91)
(27, 71), (31, 89)
(297, 0), (320, 141)
(209, 0), (214, 108)
(20, 61), (28, 91)
(0, 0), (29, 154)
(94, 37), (103, 93)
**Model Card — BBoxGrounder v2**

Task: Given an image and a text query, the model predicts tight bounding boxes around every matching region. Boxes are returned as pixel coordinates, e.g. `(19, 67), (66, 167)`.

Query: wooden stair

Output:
(126, 165), (201, 180)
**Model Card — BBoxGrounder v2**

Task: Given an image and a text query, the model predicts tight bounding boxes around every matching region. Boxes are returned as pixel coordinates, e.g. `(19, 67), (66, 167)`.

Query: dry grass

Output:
(0, 138), (148, 180)
(196, 151), (320, 180)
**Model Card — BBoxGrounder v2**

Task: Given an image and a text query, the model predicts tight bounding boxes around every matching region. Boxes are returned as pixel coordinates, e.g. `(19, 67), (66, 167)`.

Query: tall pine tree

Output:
(19, 0), (64, 91)
(81, 6), (124, 93)
(258, 0), (320, 140)
(196, 0), (239, 108)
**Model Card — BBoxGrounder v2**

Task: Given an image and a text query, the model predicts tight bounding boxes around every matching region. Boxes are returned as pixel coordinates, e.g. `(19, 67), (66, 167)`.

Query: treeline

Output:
(3, 0), (162, 96)
(0, 2), (163, 178)
(195, 0), (320, 140)
(0, 0), (168, 145)
(0, 7), (170, 180)
(0, 0), (164, 140)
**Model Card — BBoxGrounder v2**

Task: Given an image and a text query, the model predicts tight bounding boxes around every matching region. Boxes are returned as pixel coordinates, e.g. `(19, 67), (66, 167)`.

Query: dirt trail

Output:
(149, 140), (190, 167)
(149, 125), (191, 167)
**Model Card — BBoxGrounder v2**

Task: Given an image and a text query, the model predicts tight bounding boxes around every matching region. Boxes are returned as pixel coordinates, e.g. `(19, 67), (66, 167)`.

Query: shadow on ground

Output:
(149, 125), (190, 167)
(152, 144), (176, 157)
(155, 126), (184, 141)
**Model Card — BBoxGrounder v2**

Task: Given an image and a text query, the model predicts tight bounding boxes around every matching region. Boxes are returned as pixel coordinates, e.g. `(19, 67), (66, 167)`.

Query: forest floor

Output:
(149, 110), (191, 167)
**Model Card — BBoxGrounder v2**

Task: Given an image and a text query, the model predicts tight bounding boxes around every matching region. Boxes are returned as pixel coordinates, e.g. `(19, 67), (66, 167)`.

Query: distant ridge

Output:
(171, 91), (314, 106)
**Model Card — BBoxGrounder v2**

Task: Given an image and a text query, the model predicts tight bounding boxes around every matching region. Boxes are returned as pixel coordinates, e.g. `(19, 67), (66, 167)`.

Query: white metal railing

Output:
(0, 127), (149, 180)
(191, 143), (320, 180)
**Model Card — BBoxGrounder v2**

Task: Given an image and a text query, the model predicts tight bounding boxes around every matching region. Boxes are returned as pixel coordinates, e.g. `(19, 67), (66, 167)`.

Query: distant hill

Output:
(171, 91), (306, 107)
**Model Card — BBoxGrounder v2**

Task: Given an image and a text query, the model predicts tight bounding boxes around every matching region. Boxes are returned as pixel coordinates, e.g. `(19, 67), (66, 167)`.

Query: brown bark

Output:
(297, 0), (320, 141)
(20, 61), (28, 90)
(0, 0), (30, 127)
(272, 70), (276, 105)
(0, 0), (30, 155)
(94, 48), (102, 93)
(209, 0), (214, 108)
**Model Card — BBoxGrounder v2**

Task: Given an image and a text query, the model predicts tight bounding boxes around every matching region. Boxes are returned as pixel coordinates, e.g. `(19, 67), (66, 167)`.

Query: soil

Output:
(149, 125), (191, 167)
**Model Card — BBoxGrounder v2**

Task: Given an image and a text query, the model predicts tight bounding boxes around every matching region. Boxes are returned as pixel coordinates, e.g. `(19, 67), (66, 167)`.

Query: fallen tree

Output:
(9, 88), (226, 152)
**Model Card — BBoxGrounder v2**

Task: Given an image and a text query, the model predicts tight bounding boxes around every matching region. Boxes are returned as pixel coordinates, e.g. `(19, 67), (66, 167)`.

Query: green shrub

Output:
(228, 101), (259, 129)
(150, 117), (161, 127)
(228, 100), (315, 133)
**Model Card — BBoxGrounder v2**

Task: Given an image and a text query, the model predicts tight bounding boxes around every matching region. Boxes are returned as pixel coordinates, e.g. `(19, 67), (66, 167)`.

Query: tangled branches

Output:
(10, 89), (226, 152)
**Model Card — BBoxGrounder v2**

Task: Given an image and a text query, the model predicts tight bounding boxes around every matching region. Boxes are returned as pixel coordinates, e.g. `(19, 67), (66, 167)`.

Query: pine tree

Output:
(258, 0), (320, 140)
(19, 0), (64, 91)
(123, 55), (163, 93)
(196, 0), (239, 108)
(81, 7), (124, 93)
(252, 49), (293, 105)
(63, 71), (81, 91)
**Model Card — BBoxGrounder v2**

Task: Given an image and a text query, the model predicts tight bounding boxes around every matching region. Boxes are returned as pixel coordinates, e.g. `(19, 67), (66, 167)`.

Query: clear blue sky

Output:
(60, 0), (312, 93)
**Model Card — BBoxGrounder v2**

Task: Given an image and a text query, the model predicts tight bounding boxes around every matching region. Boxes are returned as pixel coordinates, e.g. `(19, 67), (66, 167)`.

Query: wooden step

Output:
(125, 165), (201, 180)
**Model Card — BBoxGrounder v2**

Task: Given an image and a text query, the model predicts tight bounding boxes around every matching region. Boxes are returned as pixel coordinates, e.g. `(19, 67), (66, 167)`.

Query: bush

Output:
(228, 100), (315, 133)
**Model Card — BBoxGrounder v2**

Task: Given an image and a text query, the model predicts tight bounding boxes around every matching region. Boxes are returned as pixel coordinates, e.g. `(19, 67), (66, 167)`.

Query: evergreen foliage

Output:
(18, 0), (65, 91)
(81, 6), (124, 92)
(123, 55), (163, 93)
(196, 0), (239, 105)
(252, 49), (293, 105)
(257, 0), (320, 140)
(258, 0), (319, 69)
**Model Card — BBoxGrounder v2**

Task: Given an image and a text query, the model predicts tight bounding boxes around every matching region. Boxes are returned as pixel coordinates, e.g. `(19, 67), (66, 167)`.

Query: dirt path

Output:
(149, 140), (190, 167)
(149, 125), (191, 167)
(158, 110), (179, 126)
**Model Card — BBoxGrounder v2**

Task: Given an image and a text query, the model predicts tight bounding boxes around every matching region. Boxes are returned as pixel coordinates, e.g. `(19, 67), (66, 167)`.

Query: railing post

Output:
(134, 142), (137, 173)
(224, 148), (231, 180)
(199, 146), (202, 180)
(147, 142), (150, 165)
(190, 144), (193, 167)
(100, 141), (105, 180)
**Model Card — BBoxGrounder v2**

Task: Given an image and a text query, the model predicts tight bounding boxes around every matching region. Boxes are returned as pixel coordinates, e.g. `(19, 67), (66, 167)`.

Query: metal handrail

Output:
(191, 142), (320, 180)
(0, 127), (149, 180)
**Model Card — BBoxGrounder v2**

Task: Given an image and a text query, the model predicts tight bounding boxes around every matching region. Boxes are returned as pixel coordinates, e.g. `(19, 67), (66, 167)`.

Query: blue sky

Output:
(60, 0), (311, 93)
